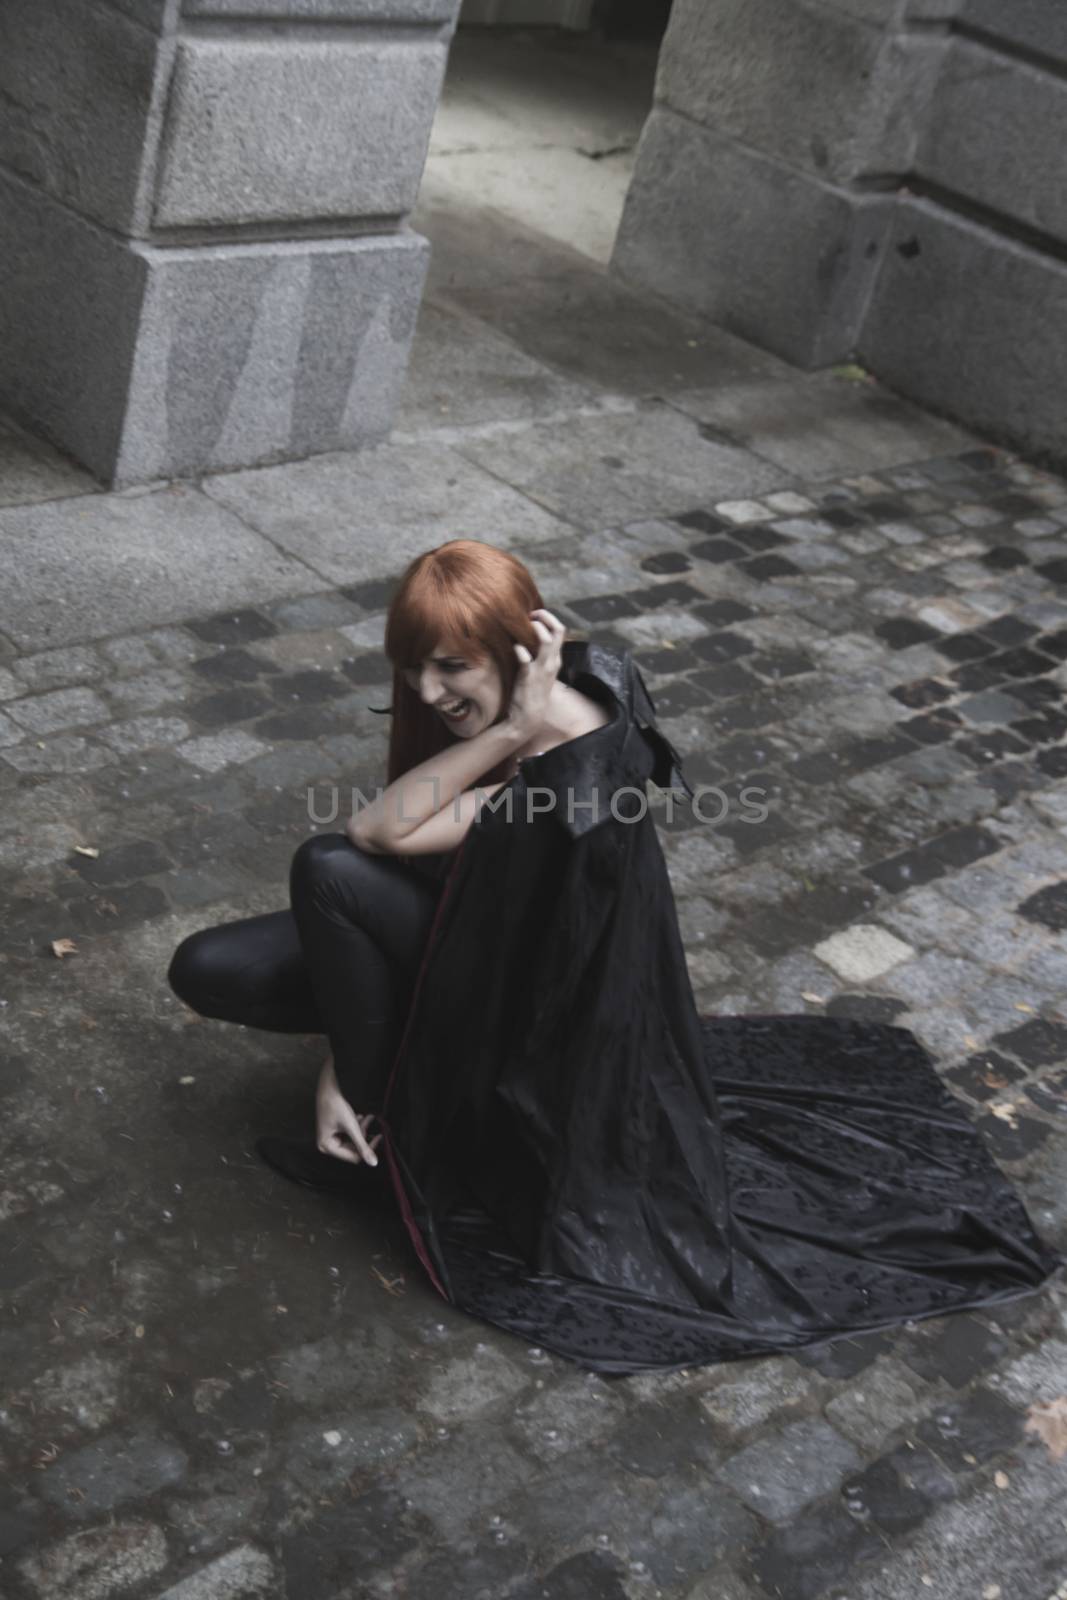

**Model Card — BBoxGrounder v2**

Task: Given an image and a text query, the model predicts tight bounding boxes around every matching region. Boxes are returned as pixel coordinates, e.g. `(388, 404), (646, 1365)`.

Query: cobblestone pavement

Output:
(2, 246), (1067, 1600)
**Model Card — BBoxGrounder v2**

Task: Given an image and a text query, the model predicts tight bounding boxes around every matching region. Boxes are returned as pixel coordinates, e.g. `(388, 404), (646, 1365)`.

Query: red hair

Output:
(382, 540), (546, 785)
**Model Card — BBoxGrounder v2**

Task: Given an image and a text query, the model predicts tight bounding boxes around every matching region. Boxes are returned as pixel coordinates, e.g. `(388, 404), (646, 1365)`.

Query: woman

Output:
(169, 539), (1062, 1375)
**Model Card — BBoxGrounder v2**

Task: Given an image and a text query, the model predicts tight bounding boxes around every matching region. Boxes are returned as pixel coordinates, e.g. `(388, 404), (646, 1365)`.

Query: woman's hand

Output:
(504, 609), (566, 740)
(315, 1055), (381, 1168)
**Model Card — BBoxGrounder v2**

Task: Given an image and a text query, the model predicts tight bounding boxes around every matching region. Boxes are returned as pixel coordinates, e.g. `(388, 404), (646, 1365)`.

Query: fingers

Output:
(318, 1126), (384, 1166)
(322, 1133), (362, 1166)
(318, 1107), (380, 1167)
(514, 611), (564, 671)
(525, 611), (565, 655)
(344, 1113), (379, 1167)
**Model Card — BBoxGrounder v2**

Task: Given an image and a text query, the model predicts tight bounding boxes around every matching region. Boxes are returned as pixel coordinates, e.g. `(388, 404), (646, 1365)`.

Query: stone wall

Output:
(863, 3), (1067, 465)
(0, 0), (459, 484)
(613, 0), (1067, 468)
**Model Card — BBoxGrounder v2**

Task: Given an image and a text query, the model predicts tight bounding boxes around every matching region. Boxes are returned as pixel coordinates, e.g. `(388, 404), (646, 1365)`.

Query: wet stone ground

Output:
(2, 429), (1067, 1599)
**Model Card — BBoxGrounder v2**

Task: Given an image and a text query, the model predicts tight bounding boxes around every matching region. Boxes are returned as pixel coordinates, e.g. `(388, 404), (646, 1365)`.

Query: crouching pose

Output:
(169, 539), (1062, 1375)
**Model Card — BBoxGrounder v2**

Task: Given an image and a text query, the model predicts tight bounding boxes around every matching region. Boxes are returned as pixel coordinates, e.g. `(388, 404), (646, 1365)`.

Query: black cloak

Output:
(377, 640), (1062, 1375)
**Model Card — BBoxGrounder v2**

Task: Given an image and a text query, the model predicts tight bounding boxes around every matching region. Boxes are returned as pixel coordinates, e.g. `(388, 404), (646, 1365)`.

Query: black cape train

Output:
(377, 640), (1062, 1374)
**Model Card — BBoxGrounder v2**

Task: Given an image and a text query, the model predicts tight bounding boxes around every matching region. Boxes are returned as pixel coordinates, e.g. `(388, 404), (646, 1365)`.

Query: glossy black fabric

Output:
(378, 640), (1063, 1375)
(168, 839), (441, 1104)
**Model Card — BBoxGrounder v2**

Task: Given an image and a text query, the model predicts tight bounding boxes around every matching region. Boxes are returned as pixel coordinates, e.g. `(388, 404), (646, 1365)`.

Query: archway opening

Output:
(417, 2), (673, 269)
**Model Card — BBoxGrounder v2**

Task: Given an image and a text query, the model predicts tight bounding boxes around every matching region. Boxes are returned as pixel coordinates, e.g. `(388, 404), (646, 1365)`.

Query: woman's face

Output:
(401, 637), (505, 738)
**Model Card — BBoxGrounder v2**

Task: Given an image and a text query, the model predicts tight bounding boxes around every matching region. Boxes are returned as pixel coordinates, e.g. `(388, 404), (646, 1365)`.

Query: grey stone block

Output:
(655, 0), (945, 183)
(861, 198), (1067, 469)
(919, 38), (1067, 243)
(717, 1417), (862, 1522)
(17, 1520), (169, 1600)
(119, 232), (429, 482)
(1, 167), (430, 485)
(7, 687), (110, 736)
(185, 0), (456, 16)
(0, 173), (148, 482)
(175, 731), (273, 772)
(961, 0), (1067, 60)
(419, 1348), (528, 1423)
(0, 735), (115, 775)
(284, 1408), (420, 1492)
(38, 1422), (187, 1517)
(0, 0), (166, 234)
(153, 1546), (276, 1600)
(153, 36), (448, 228)
(613, 109), (892, 368)
(100, 715), (192, 754)
(12, 646), (107, 691)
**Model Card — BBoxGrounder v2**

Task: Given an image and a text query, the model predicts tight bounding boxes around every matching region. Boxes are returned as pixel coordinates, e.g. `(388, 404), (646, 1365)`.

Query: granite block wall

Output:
(0, 0), (458, 483)
(613, 0), (1067, 467)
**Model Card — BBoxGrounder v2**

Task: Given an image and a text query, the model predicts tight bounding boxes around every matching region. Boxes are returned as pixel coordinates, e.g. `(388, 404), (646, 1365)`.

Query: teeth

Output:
(441, 700), (468, 715)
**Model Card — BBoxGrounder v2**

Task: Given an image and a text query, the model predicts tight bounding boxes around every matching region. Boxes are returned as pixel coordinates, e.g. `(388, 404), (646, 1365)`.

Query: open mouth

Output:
(439, 699), (471, 722)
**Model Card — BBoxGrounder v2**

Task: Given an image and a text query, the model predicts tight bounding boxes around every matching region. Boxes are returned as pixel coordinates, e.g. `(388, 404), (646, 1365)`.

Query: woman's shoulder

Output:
(572, 685), (614, 738)
(533, 686), (613, 760)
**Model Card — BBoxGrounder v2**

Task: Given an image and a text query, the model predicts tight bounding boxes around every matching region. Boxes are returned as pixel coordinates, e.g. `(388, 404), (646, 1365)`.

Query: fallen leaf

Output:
(134, 1324), (145, 1339)
(993, 1469), (1009, 1488)
(989, 1101), (1019, 1128)
(1025, 1396), (1067, 1460)
(982, 1586), (1002, 1599)
(964, 1035), (980, 1051)
(178, 1076), (195, 1085)
(1014, 1002), (1034, 1014)
(800, 992), (827, 1005)
(74, 845), (100, 859)
(51, 938), (77, 959)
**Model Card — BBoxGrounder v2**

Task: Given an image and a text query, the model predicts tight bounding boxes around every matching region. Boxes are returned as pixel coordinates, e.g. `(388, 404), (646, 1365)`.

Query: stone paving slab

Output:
(0, 486), (319, 652)
(0, 417), (98, 510)
(3, 286), (1067, 1600)
(669, 370), (978, 481)
(435, 258), (796, 397)
(452, 401), (785, 529)
(202, 439), (572, 587)
(396, 298), (603, 433)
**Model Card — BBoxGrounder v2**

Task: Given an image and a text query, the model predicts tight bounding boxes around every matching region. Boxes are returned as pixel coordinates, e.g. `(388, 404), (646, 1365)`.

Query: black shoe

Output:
(255, 1137), (390, 1204)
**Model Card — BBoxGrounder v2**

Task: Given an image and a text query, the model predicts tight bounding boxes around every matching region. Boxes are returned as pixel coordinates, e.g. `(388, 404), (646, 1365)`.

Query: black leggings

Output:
(167, 834), (443, 1107)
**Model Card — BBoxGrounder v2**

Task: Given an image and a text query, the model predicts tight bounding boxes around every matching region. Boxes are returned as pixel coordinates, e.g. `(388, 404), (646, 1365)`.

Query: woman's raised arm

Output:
(350, 780), (511, 857)
(348, 724), (521, 853)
